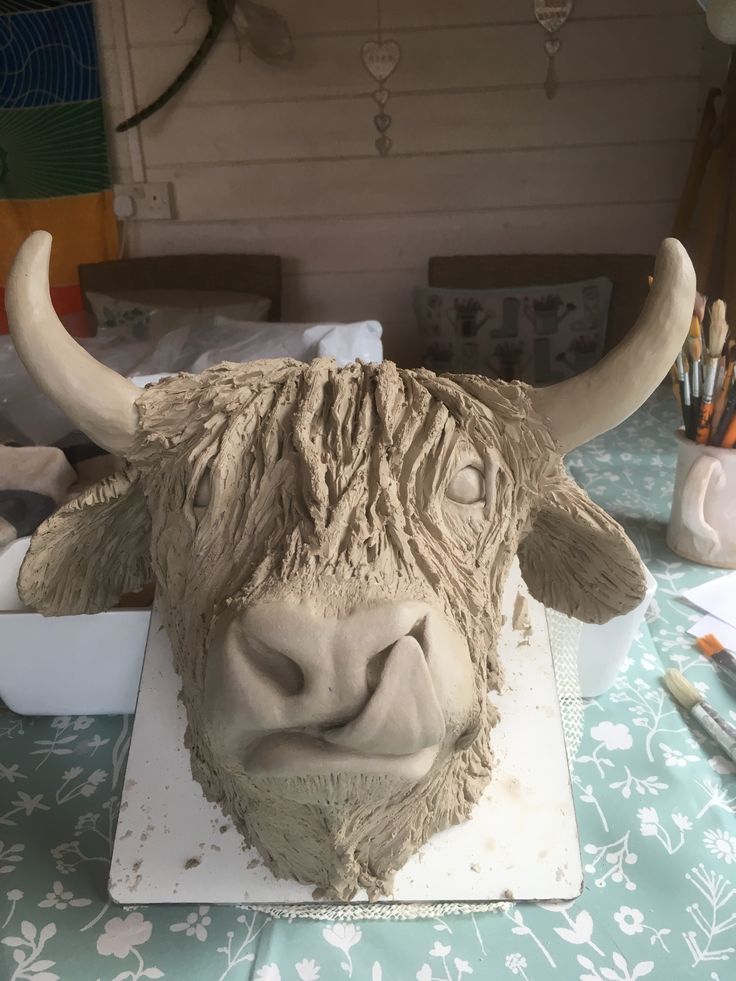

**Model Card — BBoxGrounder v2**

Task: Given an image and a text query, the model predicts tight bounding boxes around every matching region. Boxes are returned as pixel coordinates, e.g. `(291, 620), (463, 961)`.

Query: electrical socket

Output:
(113, 182), (174, 221)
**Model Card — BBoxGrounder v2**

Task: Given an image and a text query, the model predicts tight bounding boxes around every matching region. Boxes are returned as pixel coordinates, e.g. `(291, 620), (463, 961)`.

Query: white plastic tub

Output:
(576, 566), (658, 698)
(0, 537), (150, 715)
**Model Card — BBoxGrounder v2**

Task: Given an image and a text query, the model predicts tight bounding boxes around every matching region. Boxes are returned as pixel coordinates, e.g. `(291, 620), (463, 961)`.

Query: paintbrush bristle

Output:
(695, 292), (707, 322)
(697, 633), (724, 658)
(663, 669), (702, 711)
(688, 334), (702, 363)
(709, 300), (729, 359)
(689, 314), (702, 339)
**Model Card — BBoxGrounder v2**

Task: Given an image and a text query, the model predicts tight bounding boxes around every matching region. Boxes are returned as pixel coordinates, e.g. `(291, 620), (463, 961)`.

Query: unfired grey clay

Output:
(6, 233), (696, 899)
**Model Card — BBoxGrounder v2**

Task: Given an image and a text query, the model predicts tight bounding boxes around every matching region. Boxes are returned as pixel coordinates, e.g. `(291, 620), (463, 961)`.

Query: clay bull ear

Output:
(517, 466), (646, 625)
(19, 468), (152, 616)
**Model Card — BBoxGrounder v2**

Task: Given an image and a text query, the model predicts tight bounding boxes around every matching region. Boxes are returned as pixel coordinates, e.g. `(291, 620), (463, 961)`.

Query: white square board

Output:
(110, 560), (582, 905)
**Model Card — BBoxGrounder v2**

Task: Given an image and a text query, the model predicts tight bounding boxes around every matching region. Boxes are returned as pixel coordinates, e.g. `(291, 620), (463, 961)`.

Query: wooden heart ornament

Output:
(373, 112), (392, 133)
(544, 37), (561, 58)
(361, 40), (401, 83)
(534, 0), (574, 35)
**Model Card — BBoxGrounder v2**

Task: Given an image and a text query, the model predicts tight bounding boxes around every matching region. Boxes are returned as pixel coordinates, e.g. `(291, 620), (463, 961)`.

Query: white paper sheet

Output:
(682, 573), (736, 630)
(687, 614), (736, 653)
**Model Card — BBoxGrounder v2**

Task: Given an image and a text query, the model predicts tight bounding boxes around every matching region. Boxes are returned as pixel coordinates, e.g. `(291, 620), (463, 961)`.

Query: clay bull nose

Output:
(323, 635), (446, 756)
(204, 599), (477, 771)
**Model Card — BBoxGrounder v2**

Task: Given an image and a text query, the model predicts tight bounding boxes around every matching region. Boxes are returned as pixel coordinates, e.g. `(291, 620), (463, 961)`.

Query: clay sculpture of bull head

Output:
(6, 232), (695, 899)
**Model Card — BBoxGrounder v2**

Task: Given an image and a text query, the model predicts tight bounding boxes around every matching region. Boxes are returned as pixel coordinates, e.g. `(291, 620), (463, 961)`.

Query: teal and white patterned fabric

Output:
(0, 388), (734, 980)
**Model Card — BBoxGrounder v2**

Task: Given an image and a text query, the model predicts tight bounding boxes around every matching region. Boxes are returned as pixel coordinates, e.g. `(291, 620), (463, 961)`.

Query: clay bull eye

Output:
(446, 465), (485, 505)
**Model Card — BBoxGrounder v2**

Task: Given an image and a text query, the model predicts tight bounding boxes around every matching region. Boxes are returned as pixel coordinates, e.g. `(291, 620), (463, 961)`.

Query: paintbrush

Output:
(674, 351), (687, 425)
(712, 375), (736, 446)
(697, 300), (729, 443)
(688, 316), (703, 437)
(694, 290), (708, 324)
(663, 669), (736, 763)
(712, 361), (734, 438)
(697, 633), (736, 685)
(708, 300), (730, 360)
(721, 407), (736, 448)
(682, 351), (693, 437)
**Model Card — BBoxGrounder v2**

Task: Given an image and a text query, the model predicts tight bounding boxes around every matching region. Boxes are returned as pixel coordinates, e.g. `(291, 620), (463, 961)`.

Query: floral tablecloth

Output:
(1, 388), (735, 981)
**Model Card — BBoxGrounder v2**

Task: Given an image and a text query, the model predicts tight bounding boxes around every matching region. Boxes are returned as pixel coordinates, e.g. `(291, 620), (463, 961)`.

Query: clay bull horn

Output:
(5, 231), (696, 454)
(531, 238), (696, 452)
(5, 231), (139, 455)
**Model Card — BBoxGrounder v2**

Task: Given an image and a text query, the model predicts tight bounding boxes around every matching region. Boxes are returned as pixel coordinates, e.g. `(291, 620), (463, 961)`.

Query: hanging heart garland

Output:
(361, 3), (401, 156)
(534, 0), (574, 99)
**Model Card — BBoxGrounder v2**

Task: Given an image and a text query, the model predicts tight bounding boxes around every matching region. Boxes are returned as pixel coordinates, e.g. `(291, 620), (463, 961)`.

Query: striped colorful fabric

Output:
(0, 0), (117, 336)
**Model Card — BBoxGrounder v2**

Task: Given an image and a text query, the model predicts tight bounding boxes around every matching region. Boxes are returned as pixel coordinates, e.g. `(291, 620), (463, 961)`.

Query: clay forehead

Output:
(131, 359), (547, 485)
(208, 368), (496, 478)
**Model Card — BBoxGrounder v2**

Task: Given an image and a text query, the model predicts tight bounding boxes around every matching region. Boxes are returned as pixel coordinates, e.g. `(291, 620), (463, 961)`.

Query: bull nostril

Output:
(245, 639), (305, 697)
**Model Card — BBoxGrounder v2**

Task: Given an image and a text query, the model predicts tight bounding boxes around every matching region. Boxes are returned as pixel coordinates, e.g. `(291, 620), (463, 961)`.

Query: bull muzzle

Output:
(203, 600), (478, 783)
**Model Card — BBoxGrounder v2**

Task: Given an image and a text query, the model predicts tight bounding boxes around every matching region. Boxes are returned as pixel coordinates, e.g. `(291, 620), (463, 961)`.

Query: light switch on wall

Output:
(113, 182), (174, 220)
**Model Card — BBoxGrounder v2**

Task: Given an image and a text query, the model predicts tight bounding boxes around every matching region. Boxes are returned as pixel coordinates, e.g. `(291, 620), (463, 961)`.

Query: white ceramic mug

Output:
(666, 430), (736, 568)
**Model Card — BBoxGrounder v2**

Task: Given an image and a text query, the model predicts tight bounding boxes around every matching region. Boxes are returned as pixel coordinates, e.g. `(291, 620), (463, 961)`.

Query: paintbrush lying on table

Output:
(663, 669), (736, 763)
(697, 633), (736, 685)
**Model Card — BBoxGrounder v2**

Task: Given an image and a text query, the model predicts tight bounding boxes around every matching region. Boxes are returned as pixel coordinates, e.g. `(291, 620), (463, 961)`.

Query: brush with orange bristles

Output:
(697, 633), (736, 685)
(696, 300), (730, 443)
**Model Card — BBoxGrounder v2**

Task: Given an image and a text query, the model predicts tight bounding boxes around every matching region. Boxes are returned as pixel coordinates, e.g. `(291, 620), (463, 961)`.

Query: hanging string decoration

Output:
(533, 0), (574, 100)
(361, 0), (401, 156)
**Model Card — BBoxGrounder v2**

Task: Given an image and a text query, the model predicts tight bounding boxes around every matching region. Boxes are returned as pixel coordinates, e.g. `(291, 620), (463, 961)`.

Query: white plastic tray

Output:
(0, 537), (149, 715)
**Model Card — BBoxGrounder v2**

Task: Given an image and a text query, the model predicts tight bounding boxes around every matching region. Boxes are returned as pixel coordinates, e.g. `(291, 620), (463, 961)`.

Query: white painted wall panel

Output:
(96, 0), (706, 364)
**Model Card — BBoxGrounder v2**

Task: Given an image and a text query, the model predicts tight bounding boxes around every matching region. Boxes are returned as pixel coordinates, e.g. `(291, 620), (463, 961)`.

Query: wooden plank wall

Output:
(95, 0), (708, 365)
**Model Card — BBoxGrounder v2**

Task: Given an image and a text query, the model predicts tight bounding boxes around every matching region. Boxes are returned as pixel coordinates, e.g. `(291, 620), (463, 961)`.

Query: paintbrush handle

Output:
(703, 358), (719, 398)
(712, 386), (729, 436)
(712, 383), (736, 445)
(683, 374), (694, 439)
(692, 395), (702, 437)
(696, 401), (715, 443)
(692, 703), (736, 762)
(672, 377), (682, 411)
(678, 380), (689, 431)
(722, 412), (736, 449)
(713, 649), (736, 685)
